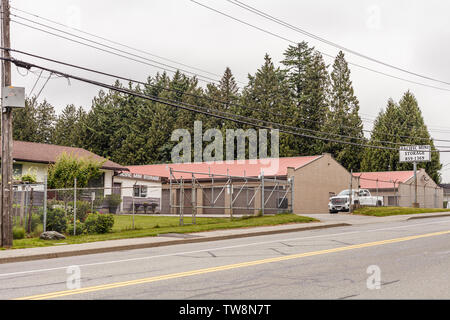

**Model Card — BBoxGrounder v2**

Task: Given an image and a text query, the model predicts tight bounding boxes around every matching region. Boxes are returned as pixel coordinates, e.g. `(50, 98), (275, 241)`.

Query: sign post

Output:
(399, 145), (431, 208)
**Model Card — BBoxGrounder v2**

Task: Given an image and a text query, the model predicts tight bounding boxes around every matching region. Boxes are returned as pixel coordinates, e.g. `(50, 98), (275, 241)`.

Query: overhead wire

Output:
(225, 0), (450, 87)
(189, 0), (450, 93)
(10, 17), (223, 85)
(6, 55), (450, 153)
(10, 5), (230, 81)
(8, 10), (450, 141)
(7, 47), (450, 148)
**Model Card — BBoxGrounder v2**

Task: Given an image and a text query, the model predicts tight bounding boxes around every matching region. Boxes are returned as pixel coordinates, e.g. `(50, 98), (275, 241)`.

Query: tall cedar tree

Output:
(322, 51), (364, 171)
(240, 54), (293, 158)
(361, 91), (442, 182)
(281, 42), (330, 155)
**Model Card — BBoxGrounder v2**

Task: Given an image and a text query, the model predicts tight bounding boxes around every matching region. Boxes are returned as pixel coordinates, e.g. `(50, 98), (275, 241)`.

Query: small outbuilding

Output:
(353, 169), (443, 208)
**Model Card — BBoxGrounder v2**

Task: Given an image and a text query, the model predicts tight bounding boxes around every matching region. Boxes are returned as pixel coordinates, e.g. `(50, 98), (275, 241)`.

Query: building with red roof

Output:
(353, 169), (442, 208)
(124, 153), (356, 215)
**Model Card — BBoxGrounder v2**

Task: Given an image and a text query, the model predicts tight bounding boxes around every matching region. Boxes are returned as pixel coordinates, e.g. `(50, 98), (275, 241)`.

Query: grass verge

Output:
(10, 213), (317, 249)
(353, 206), (450, 217)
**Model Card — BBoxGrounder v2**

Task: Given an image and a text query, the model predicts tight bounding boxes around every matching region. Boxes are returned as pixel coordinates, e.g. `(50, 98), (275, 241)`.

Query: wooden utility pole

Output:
(1, 0), (13, 247)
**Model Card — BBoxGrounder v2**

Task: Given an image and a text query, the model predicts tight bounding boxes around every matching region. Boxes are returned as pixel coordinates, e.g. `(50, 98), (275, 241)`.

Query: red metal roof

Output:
(353, 171), (415, 189)
(127, 156), (322, 179)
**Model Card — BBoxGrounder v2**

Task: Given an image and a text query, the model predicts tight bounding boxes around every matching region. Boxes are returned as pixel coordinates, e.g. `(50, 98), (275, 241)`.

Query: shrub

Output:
(68, 200), (91, 222)
(41, 207), (68, 233)
(29, 214), (42, 232)
(106, 194), (122, 207)
(13, 226), (25, 240)
(85, 213), (115, 234)
(67, 221), (85, 235)
(30, 224), (44, 238)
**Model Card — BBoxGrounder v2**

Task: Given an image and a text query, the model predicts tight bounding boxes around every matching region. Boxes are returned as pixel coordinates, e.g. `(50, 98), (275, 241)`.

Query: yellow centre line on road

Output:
(14, 229), (450, 300)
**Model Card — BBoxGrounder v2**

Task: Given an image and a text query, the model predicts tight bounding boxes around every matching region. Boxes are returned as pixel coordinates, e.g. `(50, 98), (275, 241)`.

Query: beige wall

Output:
(288, 153), (356, 214)
(365, 169), (443, 208)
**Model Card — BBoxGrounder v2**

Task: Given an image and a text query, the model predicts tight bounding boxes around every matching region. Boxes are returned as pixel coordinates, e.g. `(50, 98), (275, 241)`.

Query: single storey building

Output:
(127, 153), (357, 215)
(353, 169), (443, 208)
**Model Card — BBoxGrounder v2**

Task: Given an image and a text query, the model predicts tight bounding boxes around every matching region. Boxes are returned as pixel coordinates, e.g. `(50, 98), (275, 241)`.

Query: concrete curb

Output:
(406, 213), (450, 220)
(0, 222), (350, 264)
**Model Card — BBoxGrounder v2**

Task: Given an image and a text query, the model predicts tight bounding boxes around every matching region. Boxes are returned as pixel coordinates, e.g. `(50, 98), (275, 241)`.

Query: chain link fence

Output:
(12, 182), (162, 236)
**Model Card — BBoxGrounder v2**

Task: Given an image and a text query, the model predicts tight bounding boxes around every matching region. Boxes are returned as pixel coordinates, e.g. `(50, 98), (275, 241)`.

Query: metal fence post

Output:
(73, 178), (77, 235)
(132, 181), (137, 230)
(43, 175), (47, 232)
(261, 171), (264, 216)
(180, 177), (184, 226)
(290, 176), (294, 214)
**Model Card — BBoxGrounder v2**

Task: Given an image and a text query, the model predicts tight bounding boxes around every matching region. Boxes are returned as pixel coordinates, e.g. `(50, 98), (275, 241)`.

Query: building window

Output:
(13, 163), (23, 178)
(133, 185), (148, 198)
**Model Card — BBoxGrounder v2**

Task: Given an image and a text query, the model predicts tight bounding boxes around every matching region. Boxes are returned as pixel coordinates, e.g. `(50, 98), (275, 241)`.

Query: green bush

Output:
(30, 224), (44, 238)
(85, 213), (115, 234)
(41, 207), (68, 233)
(29, 214), (42, 232)
(106, 194), (122, 207)
(68, 200), (91, 222)
(13, 226), (26, 239)
(67, 221), (85, 235)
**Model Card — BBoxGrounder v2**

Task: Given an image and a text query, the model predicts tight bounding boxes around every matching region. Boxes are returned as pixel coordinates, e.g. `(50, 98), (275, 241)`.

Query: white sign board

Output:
(399, 145), (431, 163)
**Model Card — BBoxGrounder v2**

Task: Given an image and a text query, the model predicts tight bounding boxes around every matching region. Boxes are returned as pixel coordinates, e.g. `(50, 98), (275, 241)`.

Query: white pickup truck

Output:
(328, 189), (383, 213)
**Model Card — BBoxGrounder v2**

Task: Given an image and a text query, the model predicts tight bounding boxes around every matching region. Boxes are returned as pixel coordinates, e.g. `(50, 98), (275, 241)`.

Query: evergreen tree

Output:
(361, 91), (442, 182)
(35, 99), (56, 144)
(281, 42), (330, 155)
(13, 97), (56, 144)
(241, 54), (293, 158)
(53, 104), (86, 147)
(80, 82), (124, 159)
(13, 97), (39, 142)
(322, 51), (364, 171)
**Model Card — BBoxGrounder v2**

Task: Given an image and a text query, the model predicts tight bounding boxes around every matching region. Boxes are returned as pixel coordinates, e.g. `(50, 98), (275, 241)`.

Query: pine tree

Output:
(322, 51), (364, 171)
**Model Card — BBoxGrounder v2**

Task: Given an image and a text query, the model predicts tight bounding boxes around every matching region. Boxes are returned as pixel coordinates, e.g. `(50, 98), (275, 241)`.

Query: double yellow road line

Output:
(15, 229), (450, 300)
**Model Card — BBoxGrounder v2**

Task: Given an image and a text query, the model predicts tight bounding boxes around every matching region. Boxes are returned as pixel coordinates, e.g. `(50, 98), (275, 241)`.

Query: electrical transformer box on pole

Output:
(2, 86), (25, 108)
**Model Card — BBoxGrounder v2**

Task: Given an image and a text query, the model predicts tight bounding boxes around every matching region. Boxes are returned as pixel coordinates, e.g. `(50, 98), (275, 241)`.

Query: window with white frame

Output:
(133, 185), (148, 198)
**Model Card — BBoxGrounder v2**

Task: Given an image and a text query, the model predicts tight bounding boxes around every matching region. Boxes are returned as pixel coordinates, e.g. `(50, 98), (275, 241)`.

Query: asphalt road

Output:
(1, 217), (450, 300)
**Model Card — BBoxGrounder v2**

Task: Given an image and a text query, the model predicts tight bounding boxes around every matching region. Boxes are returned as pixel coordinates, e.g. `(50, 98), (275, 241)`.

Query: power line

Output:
(225, 0), (450, 87)
(7, 55), (450, 153)
(10, 10), (450, 141)
(10, 5), (228, 81)
(10, 17), (223, 85)
(8, 47), (450, 148)
(189, 0), (450, 93)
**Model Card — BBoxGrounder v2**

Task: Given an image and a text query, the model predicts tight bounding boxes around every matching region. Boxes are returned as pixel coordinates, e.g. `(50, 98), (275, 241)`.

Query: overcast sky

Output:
(8, 0), (450, 181)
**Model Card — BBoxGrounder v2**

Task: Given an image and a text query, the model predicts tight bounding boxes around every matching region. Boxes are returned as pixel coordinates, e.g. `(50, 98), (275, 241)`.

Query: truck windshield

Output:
(338, 190), (357, 196)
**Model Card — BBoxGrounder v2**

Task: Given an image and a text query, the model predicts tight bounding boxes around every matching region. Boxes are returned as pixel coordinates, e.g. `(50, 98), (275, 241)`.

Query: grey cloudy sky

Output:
(9, 0), (450, 181)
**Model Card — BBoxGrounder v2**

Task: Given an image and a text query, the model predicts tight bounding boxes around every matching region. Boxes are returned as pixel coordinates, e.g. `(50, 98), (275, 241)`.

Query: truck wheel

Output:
(377, 200), (382, 207)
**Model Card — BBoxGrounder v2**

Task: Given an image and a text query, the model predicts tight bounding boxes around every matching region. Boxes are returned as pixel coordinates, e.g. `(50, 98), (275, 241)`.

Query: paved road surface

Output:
(1, 217), (450, 299)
